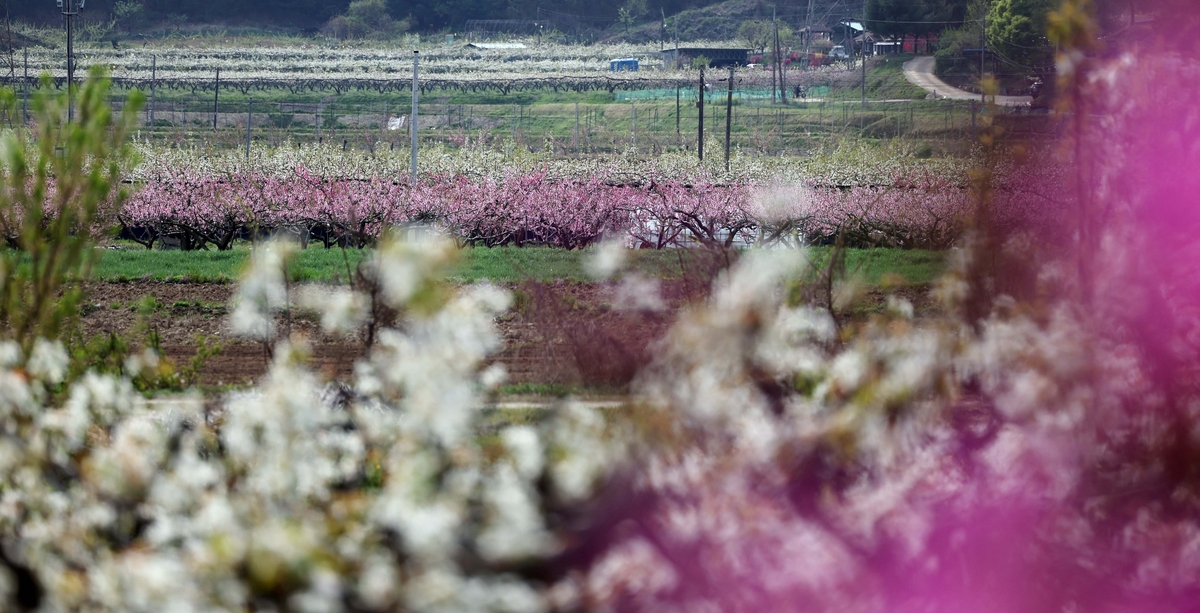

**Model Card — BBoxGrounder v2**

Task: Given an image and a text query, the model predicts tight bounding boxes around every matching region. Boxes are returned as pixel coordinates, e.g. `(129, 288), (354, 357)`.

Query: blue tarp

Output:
(609, 58), (639, 72)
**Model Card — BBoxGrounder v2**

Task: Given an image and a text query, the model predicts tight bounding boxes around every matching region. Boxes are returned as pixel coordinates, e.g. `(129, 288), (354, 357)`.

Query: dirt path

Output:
(903, 56), (1033, 107)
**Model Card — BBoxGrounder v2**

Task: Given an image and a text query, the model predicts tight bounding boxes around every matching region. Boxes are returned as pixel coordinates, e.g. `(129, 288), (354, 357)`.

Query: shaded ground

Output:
(80, 279), (937, 389)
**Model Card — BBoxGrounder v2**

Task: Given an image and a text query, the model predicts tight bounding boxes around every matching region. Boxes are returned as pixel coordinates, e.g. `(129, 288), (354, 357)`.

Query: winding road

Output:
(902, 56), (1033, 107)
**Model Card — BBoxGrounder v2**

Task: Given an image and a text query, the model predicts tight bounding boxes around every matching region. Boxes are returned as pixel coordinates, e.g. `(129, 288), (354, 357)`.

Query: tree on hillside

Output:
(936, 0), (988, 55)
(737, 19), (774, 52)
(324, 0), (409, 40)
(866, 0), (969, 42)
(617, 0), (648, 35)
(987, 0), (1055, 68)
(112, 0), (144, 33)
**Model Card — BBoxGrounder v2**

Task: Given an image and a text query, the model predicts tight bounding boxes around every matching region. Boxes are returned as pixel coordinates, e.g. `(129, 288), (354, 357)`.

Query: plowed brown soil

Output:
(79, 280), (934, 388)
(79, 280), (685, 388)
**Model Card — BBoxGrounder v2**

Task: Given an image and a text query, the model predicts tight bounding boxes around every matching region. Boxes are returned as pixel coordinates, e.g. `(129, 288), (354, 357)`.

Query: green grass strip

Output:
(92, 245), (945, 285)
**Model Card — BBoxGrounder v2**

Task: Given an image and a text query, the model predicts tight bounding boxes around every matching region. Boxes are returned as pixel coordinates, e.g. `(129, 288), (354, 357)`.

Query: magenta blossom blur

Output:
(528, 35), (1200, 613)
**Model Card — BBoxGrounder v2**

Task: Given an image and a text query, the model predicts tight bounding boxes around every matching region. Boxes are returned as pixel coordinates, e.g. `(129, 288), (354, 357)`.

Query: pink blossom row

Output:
(116, 167), (1057, 251)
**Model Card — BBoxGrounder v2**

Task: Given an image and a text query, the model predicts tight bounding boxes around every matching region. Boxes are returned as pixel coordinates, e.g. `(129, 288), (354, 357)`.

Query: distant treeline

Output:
(6, 0), (739, 33)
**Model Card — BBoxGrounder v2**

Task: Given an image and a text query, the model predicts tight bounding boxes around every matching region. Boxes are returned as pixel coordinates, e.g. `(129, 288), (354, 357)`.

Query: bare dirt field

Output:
(80, 280), (935, 389)
(80, 280), (683, 388)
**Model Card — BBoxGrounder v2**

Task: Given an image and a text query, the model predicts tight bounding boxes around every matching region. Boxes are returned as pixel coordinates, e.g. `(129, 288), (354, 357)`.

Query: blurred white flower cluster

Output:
(0, 238), (623, 612)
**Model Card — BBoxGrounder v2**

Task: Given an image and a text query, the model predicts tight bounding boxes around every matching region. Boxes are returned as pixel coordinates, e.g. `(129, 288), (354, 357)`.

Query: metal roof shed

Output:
(660, 47), (750, 69)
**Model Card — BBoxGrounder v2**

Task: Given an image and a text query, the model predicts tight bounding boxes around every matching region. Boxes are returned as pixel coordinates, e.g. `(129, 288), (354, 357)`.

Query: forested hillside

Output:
(6, 0), (867, 34)
(5, 0), (1184, 49)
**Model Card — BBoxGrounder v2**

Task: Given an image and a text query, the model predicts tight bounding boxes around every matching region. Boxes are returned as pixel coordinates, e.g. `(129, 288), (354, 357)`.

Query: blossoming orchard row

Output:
(116, 168), (1055, 251)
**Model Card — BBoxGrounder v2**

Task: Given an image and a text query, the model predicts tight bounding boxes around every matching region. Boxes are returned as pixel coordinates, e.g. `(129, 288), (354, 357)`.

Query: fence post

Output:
(697, 67), (704, 162)
(22, 47), (27, 124)
(213, 68), (219, 131)
(246, 100), (252, 160)
(411, 50), (419, 181)
(150, 55), (156, 130)
(672, 83), (681, 135)
(970, 100), (977, 141)
(631, 101), (636, 150)
(725, 66), (734, 171)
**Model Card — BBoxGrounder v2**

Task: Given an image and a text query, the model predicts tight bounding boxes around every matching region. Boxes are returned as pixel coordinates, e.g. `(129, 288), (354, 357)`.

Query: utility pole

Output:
(861, 4), (867, 108)
(771, 7), (777, 103)
(775, 20), (786, 103)
(724, 66), (734, 171)
(697, 66), (704, 162)
(58, 0), (83, 123)
(661, 8), (666, 50)
(411, 50), (419, 181)
(981, 9), (987, 105)
(803, 0), (814, 62)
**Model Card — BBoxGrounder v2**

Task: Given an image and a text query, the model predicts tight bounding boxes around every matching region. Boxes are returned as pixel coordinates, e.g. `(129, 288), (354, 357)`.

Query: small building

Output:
(660, 47), (750, 69)
(609, 58), (639, 72)
(874, 41), (901, 54)
(856, 32), (881, 56)
(798, 23), (833, 43)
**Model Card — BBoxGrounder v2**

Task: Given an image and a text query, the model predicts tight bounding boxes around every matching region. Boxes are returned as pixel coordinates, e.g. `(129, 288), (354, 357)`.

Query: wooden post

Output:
(971, 100), (977, 141)
(411, 50), (419, 181)
(213, 68), (220, 130)
(724, 66), (734, 171)
(22, 47), (27, 124)
(150, 55), (156, 129)
(246, 100), (252, 160)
